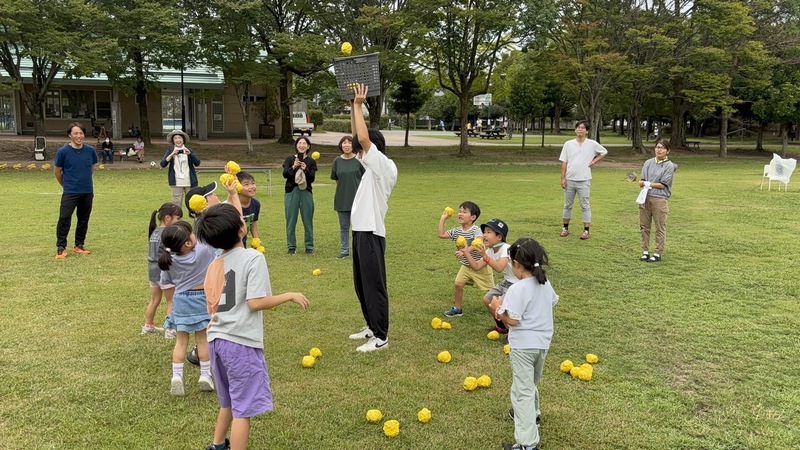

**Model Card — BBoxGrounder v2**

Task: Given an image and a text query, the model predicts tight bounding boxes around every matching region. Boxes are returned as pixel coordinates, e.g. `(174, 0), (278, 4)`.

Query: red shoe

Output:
(580, 231), (590, 240)
(559, 228), (569, 237)
(72, 246), (91, 255)
(55, 247), (67, 260)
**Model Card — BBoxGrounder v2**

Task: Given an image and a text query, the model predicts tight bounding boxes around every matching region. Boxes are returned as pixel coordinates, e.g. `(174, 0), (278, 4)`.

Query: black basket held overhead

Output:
(333, 52), (381, 100)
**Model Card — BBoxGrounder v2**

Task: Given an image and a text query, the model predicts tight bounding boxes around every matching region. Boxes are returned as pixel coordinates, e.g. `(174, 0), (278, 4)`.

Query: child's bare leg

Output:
(213, 407), (233, 447)
(454, 282), (465, 309)
(195, 329), (210, 362)
(482, 295), (492, 311)
(163, 287), (175, 316)
(145, 286), (163, 324)
(230, 417), (251, 450)
(173, 332), (189, 363)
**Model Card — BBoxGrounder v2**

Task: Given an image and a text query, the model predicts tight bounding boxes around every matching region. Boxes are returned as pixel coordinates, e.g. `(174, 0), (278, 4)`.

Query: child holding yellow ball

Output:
(490, 238), (559, 450)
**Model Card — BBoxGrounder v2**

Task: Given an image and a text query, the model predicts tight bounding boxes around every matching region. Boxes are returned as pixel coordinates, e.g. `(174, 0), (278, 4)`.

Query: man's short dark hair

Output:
(67, 122), (87, 135)
(195, 203), (243, 250)
(575, 120), (590, 131)
(353, 129), (386, 154)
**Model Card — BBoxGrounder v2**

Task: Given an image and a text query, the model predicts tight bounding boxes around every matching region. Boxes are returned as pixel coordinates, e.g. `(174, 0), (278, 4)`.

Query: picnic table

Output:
(454, 130), (479, 137)
(479, 128), (506, 139)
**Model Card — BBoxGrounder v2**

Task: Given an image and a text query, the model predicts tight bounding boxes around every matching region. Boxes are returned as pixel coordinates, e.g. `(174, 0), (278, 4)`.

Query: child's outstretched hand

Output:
(221, 178), (237, 195)
(289, 292), (310, 310)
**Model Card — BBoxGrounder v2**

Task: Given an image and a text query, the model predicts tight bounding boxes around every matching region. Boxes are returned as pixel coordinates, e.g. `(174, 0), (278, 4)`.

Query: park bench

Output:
(454, 130), (479, 137)
(479, 129), (506, 139)
(686, 141), (700, 150)
(196, 165), (277, 196)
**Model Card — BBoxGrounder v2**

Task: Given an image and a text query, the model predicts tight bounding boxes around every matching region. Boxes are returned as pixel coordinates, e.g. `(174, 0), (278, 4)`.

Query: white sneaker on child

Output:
(356, 337), (388, 353)
(198, 375), (215, 392)
(170, 376), (184, 397)
(141, 324), (164, 335)
(348, 326), (373, 340)
(164, 329), (176, 340)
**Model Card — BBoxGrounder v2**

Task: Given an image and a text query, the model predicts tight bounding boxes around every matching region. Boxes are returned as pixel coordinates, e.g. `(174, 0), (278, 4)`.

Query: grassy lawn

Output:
(1, 146), (799, 449)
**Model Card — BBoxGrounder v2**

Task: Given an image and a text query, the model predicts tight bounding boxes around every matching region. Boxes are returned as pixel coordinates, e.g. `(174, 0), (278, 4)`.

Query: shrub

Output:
(309, 109), (324, 127)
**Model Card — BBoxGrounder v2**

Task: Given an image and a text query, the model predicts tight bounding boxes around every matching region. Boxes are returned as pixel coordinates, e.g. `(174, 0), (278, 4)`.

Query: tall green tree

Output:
(388, 71), (429, 146)
(0, 0), (113, 136)
(91, 0), (193, 145)
(414, 0), (518, 156)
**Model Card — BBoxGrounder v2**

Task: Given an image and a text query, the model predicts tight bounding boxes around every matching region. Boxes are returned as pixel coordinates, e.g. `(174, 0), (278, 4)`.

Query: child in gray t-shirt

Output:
(196, 203), (309, 450)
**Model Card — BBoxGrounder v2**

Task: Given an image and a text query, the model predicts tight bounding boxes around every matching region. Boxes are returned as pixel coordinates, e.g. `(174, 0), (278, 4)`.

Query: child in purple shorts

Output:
(196, 203), (309, 450)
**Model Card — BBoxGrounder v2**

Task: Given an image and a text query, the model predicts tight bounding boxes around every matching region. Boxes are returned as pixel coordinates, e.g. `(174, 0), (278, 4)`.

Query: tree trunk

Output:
(612, 116), (617, 133)
(540, 117), (545, 147)
(368, 97), (382, 129)
(234, 83), (254, 155)
(132, 51), (152, 146)
(670, 94), (687, 149)
(278, 65), (294, 144)
(755, 122), (764, 152)
(630, 105), (646, 154)
(521, 117), (527, 151)
(404, 112), (410, 147)
(719, 113), (728, 158)
(457, 95), (471, 156)
(781, 122), (788, 158)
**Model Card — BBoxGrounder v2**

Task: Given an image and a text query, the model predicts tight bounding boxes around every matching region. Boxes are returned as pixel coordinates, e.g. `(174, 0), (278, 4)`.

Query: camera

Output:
(177, 149), (185, 154)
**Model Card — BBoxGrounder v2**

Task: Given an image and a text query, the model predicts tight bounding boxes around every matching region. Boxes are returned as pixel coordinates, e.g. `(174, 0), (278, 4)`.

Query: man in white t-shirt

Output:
(558, 121), (607, 240)
(346, 84), (398, 353)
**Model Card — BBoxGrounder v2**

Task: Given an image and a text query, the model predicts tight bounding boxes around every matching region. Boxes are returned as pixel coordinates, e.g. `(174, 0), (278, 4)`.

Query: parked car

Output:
(292, 112), (314, 136)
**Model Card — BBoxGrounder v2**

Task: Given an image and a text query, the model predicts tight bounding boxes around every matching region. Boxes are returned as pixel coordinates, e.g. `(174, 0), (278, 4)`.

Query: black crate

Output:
(333, 52), (381, 100)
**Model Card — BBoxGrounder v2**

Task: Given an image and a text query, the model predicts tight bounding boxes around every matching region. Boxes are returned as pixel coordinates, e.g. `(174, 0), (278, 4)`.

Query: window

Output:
(44, 89), (112, 119)
(212, 96), (224, 133)
(162, 92), (183, 133)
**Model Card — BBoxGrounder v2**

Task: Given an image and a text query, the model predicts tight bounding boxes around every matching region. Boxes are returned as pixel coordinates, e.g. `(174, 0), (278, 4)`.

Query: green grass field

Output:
(1, 146), (799, 449)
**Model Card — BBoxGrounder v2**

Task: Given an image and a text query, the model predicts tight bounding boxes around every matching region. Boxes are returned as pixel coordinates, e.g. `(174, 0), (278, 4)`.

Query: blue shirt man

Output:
(53, 122), (98, 259)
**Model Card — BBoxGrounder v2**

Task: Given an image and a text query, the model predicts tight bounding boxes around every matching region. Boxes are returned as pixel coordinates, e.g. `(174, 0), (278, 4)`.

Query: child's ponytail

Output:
(150, 202), (184, 237)
(509, 238), (549, 285)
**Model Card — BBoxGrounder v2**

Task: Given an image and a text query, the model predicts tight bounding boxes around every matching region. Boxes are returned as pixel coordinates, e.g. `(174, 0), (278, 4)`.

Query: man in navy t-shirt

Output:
(53, 122), (98, 259)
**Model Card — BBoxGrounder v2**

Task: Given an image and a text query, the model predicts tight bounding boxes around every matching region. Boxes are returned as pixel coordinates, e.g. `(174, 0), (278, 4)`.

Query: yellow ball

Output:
(441, 321), (452, 330)
(256, 246), (266, 254)
(437, 351), (451, 363)
(225, 160), (241, 174)
(477, 375), (492, 388)
(98, 164), (105, 170)
(569, 366), (581, 377)
(341, 42), (353, 55)
(312, 269), (322, 276)
(250, 237), (262, 248)
(578, 368), (593, 381)
(586, 353), (599, 364)
(444, 206), (454, 217)
(503, 344), (510, 355)
(471, 237), (483, 249)
(417, 408), (432, 423)
(382, 419), (400, 437)
(487, 330), (500, 341)
(301, 355), (315, 368)
(456, 236), (467, 248)
(311, 151), (320, 160)
(189, 194), (208, 213)
(309, 347), (322, 358)
(560, 360), (574, 373)
(235, 180), (243, 193)
(219, 173), (236, 185)
(431, 317), (443, 329)
(580, 363), (593, 372)
(366, 409), (383, 423)
(463, 376), (478, 391)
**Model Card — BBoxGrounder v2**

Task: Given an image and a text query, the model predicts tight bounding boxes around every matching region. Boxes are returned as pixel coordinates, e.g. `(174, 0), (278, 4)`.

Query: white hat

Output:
(166, 130), (190, 144)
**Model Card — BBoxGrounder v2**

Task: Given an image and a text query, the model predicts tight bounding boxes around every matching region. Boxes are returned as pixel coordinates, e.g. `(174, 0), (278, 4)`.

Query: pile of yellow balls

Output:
(463, 374), (492, 391)
(301, 347), (323, 368)
(365, 406), (432, 438)
(430, 317), (452, 330)
(560, 353), (600, 381)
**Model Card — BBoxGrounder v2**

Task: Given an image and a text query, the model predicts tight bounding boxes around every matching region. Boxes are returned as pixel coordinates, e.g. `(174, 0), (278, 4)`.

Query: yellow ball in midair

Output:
(311, 151), (320, 160)
(341, 42), (353, 56)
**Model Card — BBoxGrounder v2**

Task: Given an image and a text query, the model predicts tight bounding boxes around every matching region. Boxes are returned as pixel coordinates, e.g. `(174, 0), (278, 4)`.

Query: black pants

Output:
(352, 231), (389, 340)
(57, 193), (94, 249)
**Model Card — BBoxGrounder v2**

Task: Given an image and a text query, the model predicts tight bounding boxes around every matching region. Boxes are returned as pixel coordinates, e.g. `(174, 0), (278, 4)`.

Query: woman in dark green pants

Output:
(282, 136), (318, 254)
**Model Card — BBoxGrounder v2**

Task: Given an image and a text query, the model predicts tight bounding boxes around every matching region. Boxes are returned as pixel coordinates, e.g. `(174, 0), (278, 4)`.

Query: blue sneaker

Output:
(444, 307), (463, 317)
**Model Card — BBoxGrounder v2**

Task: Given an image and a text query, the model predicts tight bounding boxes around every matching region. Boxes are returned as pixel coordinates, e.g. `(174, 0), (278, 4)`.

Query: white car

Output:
(292, 112), (315, 136)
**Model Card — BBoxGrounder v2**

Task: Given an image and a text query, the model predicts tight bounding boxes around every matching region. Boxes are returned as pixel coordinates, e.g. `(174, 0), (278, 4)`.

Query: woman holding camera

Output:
(160, 130), (201, 207)
(282, 136), (318, 254)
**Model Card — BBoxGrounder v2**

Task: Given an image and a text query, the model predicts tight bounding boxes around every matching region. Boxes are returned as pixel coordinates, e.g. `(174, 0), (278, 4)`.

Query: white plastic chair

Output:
(760, 153), (797, 191)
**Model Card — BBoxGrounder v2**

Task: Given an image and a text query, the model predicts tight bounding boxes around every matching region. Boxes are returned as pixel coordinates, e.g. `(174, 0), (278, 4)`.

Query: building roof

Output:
(0, 59), (225, 89)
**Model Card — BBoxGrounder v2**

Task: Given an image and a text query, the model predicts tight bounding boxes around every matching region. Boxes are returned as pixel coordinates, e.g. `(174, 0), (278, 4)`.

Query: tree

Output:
(389, 72), (429, 146)
(91, 0), (193, 146)
(414, 0), (518, 156)
(0, 0), (113, 136)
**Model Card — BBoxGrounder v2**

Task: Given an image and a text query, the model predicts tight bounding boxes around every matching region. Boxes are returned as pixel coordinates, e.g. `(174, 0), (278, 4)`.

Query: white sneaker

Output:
(141, 324), (164, 335)
(164, 329), (176, 340)
(356, 337), (388, 353)
(198, 374), (215, 392)
(170, 376), (184, 396)
(348, 326), (373, 340)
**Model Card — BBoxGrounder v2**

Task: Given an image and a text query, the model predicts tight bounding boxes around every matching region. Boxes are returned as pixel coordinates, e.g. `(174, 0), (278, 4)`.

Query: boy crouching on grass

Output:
(438, 201), (494, 317)
(196, 203), (309, 450)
